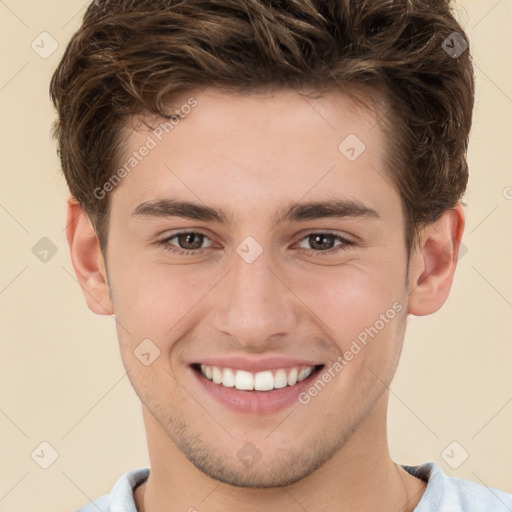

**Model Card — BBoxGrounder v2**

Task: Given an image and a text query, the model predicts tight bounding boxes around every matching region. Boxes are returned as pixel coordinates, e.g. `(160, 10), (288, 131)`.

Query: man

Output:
(50, 0), (512, 511)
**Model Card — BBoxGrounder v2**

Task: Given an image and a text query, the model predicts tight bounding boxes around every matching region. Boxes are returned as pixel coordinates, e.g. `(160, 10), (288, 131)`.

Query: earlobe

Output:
(65, 197), (114, 315)
(407, 203), (465, 316)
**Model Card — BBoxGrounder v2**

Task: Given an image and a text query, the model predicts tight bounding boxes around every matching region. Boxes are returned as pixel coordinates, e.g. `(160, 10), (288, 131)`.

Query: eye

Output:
(158, 230), (213, 256)
(296, 232), (354, 255)
(157, 230), (354, 257)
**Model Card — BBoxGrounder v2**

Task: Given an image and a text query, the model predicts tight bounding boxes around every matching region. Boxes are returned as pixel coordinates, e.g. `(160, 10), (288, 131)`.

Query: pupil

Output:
(311, 234), (334, 250)
(179, 233), (203, 250)
(176, 234), (336, 251)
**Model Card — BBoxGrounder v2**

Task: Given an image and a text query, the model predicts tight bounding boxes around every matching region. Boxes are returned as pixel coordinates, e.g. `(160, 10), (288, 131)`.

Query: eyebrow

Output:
(131, 198), (380, 225)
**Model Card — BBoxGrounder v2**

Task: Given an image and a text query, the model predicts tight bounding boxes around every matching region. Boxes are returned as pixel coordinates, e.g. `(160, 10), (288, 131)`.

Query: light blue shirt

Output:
(74, 461), (512, 511)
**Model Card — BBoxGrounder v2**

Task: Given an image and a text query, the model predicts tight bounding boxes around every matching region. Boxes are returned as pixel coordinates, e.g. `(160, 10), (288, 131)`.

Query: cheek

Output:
(111, 254), (182, 317)
(287, 260), (406, 349)
(110, 258), (223, 353)
(109, 230), (407, 351)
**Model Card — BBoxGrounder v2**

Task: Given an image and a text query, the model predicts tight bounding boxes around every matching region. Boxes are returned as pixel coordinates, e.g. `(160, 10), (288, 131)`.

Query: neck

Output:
(135, 396), (426, 512)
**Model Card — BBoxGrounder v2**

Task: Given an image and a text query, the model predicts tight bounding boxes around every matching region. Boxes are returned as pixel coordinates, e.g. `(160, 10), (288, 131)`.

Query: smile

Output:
(190, 359), (325, 414)
(199, 364), (318, 391)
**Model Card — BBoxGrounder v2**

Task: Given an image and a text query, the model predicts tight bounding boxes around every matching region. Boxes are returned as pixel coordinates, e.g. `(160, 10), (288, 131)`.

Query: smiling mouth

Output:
(191, 363), (324, 392)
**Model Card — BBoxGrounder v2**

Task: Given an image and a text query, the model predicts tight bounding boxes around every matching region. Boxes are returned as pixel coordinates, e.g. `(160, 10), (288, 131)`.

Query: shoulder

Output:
(402, 461), (512, 512)
(74, 495), (110, 512)
(72, 467), (150, 512)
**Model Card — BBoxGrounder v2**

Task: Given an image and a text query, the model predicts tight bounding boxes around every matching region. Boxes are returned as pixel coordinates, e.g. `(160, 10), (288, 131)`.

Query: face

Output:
(103, 88), (410, 487)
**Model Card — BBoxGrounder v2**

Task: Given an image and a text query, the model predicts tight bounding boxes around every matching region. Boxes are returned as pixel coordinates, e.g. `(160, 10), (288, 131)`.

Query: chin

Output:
(174, 430), (340, 489)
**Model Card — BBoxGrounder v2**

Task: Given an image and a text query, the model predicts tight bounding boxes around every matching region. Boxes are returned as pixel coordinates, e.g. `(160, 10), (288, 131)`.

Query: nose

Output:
(212, 246), (301, 348)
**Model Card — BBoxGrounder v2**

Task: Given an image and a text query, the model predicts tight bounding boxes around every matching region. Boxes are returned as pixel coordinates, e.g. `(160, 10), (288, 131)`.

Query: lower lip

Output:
(190, 366), (322, 415)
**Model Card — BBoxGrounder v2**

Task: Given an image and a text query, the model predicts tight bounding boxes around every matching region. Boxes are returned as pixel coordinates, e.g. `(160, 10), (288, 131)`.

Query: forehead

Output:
(112, 87), (399, 224)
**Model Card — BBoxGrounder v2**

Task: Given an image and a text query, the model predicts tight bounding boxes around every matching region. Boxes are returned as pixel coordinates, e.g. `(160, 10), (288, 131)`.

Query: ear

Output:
(407, 203), (465, 316)
(65, 197), (114, 315)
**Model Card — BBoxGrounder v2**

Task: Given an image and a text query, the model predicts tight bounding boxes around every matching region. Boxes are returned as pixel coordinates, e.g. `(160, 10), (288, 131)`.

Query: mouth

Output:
(190, 362), (324, 415)
(192, 363), (323, 391)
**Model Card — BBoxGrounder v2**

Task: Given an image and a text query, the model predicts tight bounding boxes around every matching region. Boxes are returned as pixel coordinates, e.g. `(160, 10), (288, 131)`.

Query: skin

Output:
(66, 88), (464, 511)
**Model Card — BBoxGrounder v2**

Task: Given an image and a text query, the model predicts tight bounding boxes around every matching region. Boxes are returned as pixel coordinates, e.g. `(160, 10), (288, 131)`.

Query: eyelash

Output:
(157, 230), (354, 257)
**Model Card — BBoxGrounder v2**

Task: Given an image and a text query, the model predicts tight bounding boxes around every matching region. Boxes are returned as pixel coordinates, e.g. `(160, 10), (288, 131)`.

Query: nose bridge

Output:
(213, 245), (299, 346)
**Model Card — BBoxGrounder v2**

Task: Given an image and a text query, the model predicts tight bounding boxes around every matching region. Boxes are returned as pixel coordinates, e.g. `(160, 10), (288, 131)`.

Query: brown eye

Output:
(159, 231), (213, 256)
(175, 232), (205, 250)
(296, 232), (354, 256)
(307, 234), (338, 250)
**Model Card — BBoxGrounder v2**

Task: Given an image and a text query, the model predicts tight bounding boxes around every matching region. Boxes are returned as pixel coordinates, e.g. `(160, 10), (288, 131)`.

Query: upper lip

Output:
(191, 356), (323, 373)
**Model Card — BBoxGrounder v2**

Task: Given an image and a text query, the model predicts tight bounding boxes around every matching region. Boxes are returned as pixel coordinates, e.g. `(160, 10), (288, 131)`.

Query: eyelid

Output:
(158, 228), (355, 256)
(160, 228), (215, 245)
(293, 230), (354, 254)
(159, 228), (353, 244)
(297, 229), (354, 243)
(159, 227), (212, 238)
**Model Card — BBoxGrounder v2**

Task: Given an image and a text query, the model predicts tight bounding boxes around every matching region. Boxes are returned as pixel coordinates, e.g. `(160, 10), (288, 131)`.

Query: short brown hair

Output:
(50, 0), (475, 256)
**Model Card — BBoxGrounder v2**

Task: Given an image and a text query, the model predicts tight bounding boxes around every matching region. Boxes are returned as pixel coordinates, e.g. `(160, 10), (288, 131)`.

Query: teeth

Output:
(298, 367), (313, 382)
(274, 369), (288, 389)
(254, 371), (274, 391)
(198, 364), (317, 391)
(202, 365), (212, 380)
(235, 370), (254, 390)
(287, 367), (298, 386)
(212, 366), (223, 384)
(222, 368), (235, 388)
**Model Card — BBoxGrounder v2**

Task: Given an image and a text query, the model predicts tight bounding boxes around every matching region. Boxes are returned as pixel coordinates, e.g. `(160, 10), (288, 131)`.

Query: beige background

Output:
(0, 1), (511, 511)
